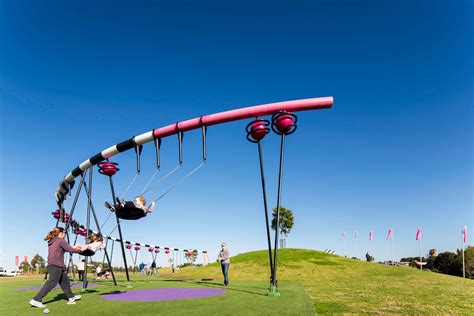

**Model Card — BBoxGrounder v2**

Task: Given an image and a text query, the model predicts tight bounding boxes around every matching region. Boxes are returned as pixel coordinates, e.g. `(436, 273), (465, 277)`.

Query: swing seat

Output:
(115, 201), (146, 220)
(80, 249), (96, 257)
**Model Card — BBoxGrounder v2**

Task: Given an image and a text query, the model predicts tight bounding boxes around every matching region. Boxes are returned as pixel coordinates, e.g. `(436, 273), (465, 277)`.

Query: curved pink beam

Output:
(153, 97), (333, 138)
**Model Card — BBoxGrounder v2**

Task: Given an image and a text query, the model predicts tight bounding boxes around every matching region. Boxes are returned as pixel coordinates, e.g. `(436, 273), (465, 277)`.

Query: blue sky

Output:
(1, 0), (472, 270)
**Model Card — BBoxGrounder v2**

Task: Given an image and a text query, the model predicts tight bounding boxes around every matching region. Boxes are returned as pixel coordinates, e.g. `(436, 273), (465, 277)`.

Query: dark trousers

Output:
(78, 270), (84, 281)
(33, 265), (74, 302)
(221, 262), (229, 285)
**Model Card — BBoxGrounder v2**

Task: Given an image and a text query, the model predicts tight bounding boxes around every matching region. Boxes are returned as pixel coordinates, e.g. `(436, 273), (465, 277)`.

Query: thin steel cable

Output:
(154, 161), (205, 203)
(140, 165), (182, 196)
(119, 173), (139, 198)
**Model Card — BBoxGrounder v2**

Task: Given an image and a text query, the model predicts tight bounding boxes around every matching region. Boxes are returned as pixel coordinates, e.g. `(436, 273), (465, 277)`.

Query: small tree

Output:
(31, 254), (46, 274)
(19, 261), (31, 274)
(271, 206), (294, 248)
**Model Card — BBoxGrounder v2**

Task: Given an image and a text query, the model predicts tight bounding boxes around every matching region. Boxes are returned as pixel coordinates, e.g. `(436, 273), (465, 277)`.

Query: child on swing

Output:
(74, 233), (105, 252)
(133, 196), (155, 215)
(105, 195), (154, 216)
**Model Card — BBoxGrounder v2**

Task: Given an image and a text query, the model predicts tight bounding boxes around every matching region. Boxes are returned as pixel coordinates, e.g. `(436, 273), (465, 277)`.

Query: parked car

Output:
(6, 270), (22, 277)
(0, 267), (6, 276)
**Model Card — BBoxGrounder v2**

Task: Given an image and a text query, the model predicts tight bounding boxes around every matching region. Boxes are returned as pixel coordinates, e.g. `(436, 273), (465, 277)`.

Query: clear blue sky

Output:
(1, 1), (472, 270)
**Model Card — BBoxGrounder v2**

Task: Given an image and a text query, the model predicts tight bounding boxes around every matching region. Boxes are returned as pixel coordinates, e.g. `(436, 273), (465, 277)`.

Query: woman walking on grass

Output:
(29, 227), (83, 309)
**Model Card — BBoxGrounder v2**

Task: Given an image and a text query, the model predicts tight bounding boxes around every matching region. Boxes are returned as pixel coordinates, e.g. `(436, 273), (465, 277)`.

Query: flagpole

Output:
(462, 229), (465, 279)
(343, 238), (346, 257)
(371, 239), (373, 260)
(391, 235), (393, 265)
(419, 237), (422, 271)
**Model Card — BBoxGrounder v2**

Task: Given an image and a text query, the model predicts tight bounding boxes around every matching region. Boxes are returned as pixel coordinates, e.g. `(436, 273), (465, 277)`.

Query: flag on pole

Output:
(386, 229), (393, 240)
(24, 256), (28, 263)
(354, 230), (359, 238)
(416, 227), (422, 240)
(369, 230), (373, 241)
(15, 256), (19, 266)
(463, 226), (467, 243)
(343, 232), (347, 239)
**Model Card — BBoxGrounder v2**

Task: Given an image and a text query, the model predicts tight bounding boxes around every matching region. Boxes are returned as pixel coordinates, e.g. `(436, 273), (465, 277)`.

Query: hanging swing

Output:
(100, 125), (207, 221)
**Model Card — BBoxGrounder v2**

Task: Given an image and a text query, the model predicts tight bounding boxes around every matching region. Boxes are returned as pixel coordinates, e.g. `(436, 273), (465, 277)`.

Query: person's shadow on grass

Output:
(42, 290), (98, 304)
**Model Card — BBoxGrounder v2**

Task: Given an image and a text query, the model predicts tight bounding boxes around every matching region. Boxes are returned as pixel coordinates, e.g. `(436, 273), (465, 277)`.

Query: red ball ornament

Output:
(250, 121), (268, 141)
(275, 114), (294, 134)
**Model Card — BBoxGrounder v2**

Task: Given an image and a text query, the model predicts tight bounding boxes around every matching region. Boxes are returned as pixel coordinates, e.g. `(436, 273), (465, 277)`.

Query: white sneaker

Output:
(67, 295), (81, 305)
(29, 299), (46, 308)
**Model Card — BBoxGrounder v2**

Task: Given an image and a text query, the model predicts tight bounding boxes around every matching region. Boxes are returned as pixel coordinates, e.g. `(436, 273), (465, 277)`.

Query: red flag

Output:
(416, 228), (422, 240)
(386, 229), (393, 240)
(15, 256), (19, 266)
(24, 256), (28, 264)
(463, 226), (467, 243)
(369, 230), (373, 241)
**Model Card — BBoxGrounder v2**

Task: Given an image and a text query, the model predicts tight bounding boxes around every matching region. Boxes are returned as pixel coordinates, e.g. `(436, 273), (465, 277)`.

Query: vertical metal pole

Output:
(83, 181), (117, 286)
(108, 175), (131, 286)
(154, 138), (161, 170)
(462, 237), (465, 279)
(343, 238), (346, 257)
(135, 145), (141, 175)
(178, 132), (183, 165)
(257, 141), (274, 285)
(355, 236), (358, 258)
(371, 239), (373, 260)
(391, 236), (394, 265)
(83, 167), (93, 291)
(271, 133), (285, 295)
(64, 172), (86, 233)
(419, 238), (422, 271)
(202, 126), (207, 161)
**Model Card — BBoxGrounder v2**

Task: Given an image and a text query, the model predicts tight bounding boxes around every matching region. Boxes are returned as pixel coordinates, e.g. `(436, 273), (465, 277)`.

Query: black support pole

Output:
(257, 141), (274, 287)
(202, 126), (207, 161)
(83, 167), (93, 292)
(64, 172), (86, 233)
(271, 133), (285, 295)
(108, 174), (131, 286)
(178, 131), (183, 165)
(83, 181), (117, 286)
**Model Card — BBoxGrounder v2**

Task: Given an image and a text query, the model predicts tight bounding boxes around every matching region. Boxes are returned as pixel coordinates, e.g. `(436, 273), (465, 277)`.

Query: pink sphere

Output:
(126, 244), (132, 250)
(165, 249), (170, 254)
(250, 121), (268, 141)
(148, 248), (154, 252)
(154, 248), (160, 253)
(135, 246), (140, 251)
(275, 114), (294, 134)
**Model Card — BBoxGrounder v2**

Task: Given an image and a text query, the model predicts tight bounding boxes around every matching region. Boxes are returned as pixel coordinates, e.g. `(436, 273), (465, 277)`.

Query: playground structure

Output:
(52, 97), (333, 295)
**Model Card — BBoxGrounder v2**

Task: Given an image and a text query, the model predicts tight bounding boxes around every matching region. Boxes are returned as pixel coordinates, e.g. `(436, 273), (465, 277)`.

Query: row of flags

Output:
(343, 226), (468, 242)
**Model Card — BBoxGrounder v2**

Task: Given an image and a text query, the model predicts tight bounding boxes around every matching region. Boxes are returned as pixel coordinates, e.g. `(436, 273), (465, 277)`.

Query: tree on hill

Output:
(271, 206), (294, 248)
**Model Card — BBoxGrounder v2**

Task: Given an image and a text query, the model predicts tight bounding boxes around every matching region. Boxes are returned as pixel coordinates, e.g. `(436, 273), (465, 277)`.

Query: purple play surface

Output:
(16, 283), (101, 291)
(101, 288), (226, 302)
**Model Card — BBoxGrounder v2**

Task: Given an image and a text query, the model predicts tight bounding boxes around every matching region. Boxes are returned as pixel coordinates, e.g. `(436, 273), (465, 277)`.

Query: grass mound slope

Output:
(169, 248), (474, 314)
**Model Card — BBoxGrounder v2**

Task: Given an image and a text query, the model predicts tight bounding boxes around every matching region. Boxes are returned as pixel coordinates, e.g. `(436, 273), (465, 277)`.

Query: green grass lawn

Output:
(1, 249), (473, 315)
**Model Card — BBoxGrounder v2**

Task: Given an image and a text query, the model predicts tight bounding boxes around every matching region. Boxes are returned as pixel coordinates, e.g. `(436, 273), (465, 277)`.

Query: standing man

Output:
(78, 259), (85, 281)
(217, 243), (230, 286)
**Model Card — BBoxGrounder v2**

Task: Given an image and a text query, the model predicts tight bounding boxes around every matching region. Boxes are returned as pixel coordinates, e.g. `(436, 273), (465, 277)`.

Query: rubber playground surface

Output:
(1, 277), (314, 315)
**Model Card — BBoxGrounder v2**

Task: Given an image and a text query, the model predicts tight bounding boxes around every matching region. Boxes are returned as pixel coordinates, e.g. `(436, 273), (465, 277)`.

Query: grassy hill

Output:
(167, 248), (474, 314)
(1, 248), (472, 315)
